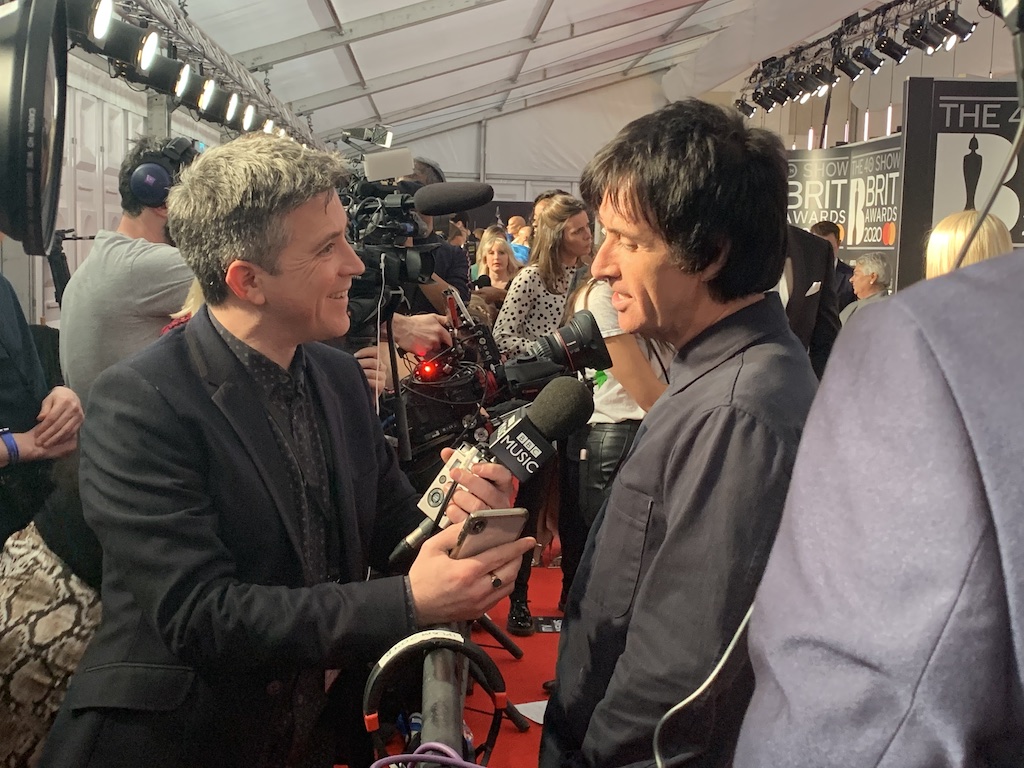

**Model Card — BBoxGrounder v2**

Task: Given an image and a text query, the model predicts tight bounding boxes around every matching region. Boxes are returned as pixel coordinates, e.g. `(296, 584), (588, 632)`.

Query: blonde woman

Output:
(925, 210), (1013, 278)
(478, 226), (521, 290)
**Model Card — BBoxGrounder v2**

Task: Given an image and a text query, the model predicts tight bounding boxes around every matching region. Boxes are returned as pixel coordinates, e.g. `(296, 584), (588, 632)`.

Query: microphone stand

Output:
(385, 313), (413, 462)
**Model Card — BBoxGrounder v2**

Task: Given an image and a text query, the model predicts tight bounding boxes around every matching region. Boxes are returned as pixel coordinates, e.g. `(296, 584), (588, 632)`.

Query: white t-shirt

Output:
(575, 280), (673, 424)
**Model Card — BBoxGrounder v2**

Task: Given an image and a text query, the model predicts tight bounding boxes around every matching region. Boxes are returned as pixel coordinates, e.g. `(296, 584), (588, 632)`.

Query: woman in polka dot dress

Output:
(493, 195), (593, 360)
(492, 194), (594, 637)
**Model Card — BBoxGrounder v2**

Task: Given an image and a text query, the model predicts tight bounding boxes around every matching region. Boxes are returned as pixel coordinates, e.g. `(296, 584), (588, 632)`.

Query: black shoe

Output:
(506, 598), (535, 637)
(542, 679), (558, 695)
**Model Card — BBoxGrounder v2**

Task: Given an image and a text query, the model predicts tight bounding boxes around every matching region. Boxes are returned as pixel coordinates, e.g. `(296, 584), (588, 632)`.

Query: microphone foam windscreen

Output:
(527, 376), (594, 441)
(414, 182), (494, 216)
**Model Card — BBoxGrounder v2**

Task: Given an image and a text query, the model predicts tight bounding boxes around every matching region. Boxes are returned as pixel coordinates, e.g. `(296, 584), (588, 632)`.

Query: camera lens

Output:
(470, 518), (487, 534)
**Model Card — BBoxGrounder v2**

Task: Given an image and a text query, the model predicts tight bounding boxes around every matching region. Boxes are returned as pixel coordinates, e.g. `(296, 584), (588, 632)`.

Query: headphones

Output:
(128, 137), (198, 208)
(362, 628), (506, 763)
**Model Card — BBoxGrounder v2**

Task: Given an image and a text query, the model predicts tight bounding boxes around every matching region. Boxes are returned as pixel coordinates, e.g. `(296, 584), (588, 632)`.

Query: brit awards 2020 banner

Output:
(788, 134), (903, 273)
(900, 77), (1023, 288)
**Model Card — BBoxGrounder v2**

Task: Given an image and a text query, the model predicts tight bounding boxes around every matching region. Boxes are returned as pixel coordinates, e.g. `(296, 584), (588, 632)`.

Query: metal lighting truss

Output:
(116, 0), (323, 147)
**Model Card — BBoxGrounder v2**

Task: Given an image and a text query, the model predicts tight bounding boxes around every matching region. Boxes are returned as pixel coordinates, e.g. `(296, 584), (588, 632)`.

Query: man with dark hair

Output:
(42, 134), (533, 768)
(810, 219), (855, 311)
(59, 135), (196, 404)
(540, 99), (818, 768)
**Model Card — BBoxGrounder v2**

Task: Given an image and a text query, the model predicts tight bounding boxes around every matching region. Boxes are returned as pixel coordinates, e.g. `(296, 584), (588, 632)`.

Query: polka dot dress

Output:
(493, 263), (577, 359)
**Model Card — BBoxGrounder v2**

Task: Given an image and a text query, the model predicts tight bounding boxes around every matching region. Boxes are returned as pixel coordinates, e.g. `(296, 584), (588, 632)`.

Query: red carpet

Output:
(464, 563), (563, 768)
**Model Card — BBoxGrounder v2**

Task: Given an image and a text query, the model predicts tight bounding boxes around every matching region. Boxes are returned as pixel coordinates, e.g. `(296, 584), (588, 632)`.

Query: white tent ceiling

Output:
(176, 0), (876, 148)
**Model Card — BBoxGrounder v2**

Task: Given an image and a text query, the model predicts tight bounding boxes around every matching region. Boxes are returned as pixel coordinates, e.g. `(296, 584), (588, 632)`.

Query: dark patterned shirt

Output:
(209, 312), (331, 585)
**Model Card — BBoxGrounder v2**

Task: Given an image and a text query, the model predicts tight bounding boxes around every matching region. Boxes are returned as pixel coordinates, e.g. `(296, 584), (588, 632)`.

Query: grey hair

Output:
(166, 133), (350, 305)
(855, 251), (891, 288)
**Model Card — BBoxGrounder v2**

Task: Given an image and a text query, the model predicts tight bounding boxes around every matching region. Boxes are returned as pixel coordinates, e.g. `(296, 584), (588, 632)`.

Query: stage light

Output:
(263, 119), (275, 134)
(852, 45), (885, 74)
(765, 84), (789, 105)
(0, 0), (68, 254)
(340, 125), (395, 148)
(99, 18), (159, 71)
(118, 53), (188, 97)
(904, 20), (945, 55)
(242, 105), (257, 131)
(793, 70), (825, 101)
(178, 75), (214, 111)
(197, 78), (216, 111)
(876, 34), (909, 63)
(779, 78), (804, 101)
(66, 0), (113, 45)
(735, 99), (755, 118)
(751, 89), (775, 112)
(936, 7), (977, 43)
(199, 86), (233, 122)
(835, 52), (864, 81)
(810, 63), (839, 96)
(225, 93), (240, 123)
(978, 0), (1000, 14)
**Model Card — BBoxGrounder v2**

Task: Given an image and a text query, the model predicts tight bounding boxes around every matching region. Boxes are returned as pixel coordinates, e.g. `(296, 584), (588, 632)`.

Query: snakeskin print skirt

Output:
(0, 523), (101, 767)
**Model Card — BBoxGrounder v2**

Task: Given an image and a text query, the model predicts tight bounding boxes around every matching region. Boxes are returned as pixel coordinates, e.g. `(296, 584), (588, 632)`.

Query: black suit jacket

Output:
(833, 258), (855, 312)
(42, 307), (424, 768)
(784, 226), (841, 379)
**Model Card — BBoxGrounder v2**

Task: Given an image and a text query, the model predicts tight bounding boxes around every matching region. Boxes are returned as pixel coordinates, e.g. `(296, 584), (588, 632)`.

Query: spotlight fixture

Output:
(0, 0), (68, 254)
(101, 18), (159, 71)
(810, 63), (840, 95)
(735, 99), (755, 118)
(178, 75), (215, 111)
(779, 77), (804, 101)
(904, 19), (946, 55)
(118, 54), (189, 97)
(262, 119), (276, 134)
(834, 52), (864, 81)
(751, 89), (775, 112)
(852, 44), (885, 74)
(242, 105), (257, 131)
(978, 0), (1000, 14)
(66, 0), (114, 47)
(765, 84), (789, 105)
(876, 34), (909, 63)
(936, 7), (977, 43)
(197, 78), (216, 112)
(793, 70), (825, 102)
(199, 86), (233, 121)
(340, 125), (395, 148)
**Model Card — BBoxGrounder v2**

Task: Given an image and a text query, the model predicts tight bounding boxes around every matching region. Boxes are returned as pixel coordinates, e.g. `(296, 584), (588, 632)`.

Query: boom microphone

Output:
(389, 376), (594, 565)
(413, 182), (494, 216)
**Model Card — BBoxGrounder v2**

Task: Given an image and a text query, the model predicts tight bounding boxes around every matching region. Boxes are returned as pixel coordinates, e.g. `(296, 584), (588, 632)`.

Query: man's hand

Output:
(388, 314), (453, 356)
(35, 386), (83, 447)
(408, 524), (535, 625)
(354, 345), (392, 395)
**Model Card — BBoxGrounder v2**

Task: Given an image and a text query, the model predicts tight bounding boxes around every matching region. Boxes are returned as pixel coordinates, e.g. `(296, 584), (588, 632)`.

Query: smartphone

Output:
(448, 508), (528, 560)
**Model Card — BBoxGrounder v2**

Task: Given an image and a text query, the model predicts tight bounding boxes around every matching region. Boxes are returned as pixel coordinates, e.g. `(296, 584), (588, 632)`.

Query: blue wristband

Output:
(0, 428), (18, 466)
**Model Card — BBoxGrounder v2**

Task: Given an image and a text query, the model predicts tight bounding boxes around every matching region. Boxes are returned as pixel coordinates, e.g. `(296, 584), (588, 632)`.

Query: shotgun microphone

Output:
(413, 182), (494, 216)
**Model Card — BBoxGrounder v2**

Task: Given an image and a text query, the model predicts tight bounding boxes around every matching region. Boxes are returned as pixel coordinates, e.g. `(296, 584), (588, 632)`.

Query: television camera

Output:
(388, 286), (612, 489)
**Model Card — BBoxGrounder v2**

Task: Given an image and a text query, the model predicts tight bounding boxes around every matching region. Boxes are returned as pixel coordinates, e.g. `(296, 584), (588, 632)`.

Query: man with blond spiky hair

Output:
(42, 134), (533, 768)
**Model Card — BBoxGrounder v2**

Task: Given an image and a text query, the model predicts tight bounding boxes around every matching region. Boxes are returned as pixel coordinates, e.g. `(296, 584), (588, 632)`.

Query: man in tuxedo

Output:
(782, 225), (841, 379)
(42, 134), (533, 768)
(811, 220), (855, 312)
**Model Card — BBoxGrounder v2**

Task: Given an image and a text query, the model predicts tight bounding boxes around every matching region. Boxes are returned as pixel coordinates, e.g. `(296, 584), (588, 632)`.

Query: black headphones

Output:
(362, 628), (506, 764)
(128, 137), (198, 208)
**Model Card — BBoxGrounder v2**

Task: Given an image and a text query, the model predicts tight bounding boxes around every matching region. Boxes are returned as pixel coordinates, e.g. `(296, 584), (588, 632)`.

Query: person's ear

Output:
(152, 204), (169, 220)
(224, 259), (266, 304)
(699, 241), (731, 282)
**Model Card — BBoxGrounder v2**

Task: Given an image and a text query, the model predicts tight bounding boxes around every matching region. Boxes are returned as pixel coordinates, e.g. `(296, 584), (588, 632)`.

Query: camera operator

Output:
(398, 158), (471, 316)
(42, 134), (534, 768)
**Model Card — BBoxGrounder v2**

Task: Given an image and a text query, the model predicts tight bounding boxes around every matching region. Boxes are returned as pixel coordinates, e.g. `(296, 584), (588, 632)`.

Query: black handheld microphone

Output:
(390, 376), (594, 565)
(413, 182), (494, 216)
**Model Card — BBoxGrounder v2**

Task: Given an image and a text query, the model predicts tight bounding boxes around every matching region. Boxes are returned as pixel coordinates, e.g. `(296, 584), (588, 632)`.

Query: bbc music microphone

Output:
(389, 376), (594, 566)
(413, 182), (494, 216)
